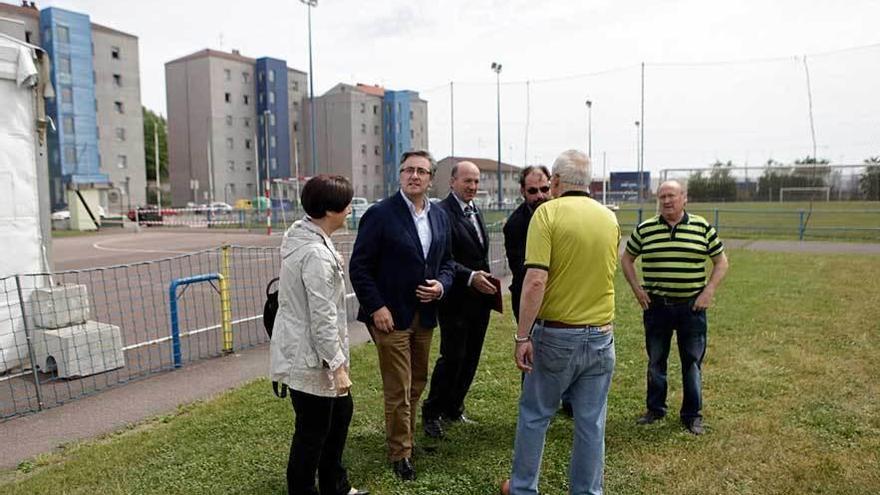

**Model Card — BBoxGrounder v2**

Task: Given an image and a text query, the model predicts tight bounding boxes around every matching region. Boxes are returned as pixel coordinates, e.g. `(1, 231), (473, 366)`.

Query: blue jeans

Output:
(644, 297), (708, 420)
(511, 323), (615, 495)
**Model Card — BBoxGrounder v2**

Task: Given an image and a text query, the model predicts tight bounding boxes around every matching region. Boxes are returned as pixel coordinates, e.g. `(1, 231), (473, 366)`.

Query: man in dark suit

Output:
(422, 161), (498, 439)
(349, 150), (455, 481)
(503, 165), (551, 321)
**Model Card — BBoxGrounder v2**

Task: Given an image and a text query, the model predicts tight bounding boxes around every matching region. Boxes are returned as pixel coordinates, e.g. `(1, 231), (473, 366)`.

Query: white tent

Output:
(0, 32), (53, 372)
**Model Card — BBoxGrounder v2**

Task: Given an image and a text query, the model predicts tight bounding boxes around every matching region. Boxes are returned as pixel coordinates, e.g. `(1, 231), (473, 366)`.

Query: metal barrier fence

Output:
(0, 233), (509, 420)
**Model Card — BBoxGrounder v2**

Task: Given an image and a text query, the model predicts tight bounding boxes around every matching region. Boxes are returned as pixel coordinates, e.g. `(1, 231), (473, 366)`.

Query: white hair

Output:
(552, 149), (591, 190)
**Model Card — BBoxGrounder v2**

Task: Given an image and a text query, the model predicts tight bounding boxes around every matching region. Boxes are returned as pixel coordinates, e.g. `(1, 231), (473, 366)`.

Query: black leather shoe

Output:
(636, 410), (665, 425)
(392, 457), (416, 481)
(444, 413), (478, 425)
(423, 417), (444, 438)
(683, 417), (704, 435)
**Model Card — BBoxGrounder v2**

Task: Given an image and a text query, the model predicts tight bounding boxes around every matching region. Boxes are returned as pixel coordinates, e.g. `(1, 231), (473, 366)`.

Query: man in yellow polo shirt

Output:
(505, 150), (620, 495)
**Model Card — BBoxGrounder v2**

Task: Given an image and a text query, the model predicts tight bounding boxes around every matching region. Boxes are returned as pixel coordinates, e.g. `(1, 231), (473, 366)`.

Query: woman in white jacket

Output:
(270, 175), (367, 495)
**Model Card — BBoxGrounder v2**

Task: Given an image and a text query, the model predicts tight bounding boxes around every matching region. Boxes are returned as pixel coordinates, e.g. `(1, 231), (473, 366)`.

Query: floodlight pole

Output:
(300, 0), (319, 176)
(491, 61), (502, 208)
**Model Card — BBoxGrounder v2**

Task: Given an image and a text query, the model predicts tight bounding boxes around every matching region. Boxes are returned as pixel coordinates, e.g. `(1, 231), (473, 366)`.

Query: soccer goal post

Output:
(779, 187), (831, 202)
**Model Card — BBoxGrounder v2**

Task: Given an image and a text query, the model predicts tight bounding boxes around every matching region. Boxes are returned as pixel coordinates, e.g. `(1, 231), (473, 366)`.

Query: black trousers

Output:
(288, 389), (353, 495)
(423, 307), (491, 420)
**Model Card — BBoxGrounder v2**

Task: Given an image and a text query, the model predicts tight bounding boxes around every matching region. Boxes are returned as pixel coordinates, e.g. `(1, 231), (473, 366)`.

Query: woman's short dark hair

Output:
(301, 175), (353, 219)
(519, 165), (551, 187)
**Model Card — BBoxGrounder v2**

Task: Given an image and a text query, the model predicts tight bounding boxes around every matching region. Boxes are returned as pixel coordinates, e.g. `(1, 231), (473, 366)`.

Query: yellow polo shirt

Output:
(524, 193), (620, 325)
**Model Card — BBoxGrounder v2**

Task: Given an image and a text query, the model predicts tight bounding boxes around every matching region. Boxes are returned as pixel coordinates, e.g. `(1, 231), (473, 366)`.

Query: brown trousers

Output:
(370, 318), (434, 462)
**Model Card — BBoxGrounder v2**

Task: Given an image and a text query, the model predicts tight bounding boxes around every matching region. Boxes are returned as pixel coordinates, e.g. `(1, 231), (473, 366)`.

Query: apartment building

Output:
(165, 48), (307, 206)
(435, 156), (522, 207)
(0, 1), (145, 211)
(304, 83), (428, 201)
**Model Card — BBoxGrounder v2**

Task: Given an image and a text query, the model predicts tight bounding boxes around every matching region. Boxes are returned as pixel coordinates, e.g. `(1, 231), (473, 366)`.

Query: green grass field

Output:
(2, 249), (879, 494)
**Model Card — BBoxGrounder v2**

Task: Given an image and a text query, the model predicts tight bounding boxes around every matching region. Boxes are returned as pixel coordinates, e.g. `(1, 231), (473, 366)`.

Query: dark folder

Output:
(488, 275), (503, 314)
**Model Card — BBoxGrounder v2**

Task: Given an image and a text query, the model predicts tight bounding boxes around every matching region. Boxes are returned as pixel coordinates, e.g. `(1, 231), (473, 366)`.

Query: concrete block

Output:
(33, 321), (125, 378)
(31, 284), (90, 329)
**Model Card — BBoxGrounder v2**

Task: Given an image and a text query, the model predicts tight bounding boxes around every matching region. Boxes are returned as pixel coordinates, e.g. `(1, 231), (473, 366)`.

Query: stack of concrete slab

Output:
(30, 284), (125, 378)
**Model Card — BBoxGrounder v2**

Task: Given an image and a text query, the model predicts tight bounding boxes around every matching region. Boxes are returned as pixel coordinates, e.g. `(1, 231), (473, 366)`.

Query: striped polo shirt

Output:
(626, 212), (724, 298)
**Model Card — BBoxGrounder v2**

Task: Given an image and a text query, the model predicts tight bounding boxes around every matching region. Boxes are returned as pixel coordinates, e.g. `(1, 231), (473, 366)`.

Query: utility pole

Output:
(639, 62), (645, 205)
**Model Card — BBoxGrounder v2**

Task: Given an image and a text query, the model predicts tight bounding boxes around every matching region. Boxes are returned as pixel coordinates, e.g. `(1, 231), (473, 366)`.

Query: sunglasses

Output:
(526, 186), (550, 195)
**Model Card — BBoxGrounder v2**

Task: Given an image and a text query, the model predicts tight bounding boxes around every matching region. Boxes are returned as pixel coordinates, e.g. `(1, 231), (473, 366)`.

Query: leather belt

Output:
(648, 294), (695, 305)
(540, 320), (613, 333)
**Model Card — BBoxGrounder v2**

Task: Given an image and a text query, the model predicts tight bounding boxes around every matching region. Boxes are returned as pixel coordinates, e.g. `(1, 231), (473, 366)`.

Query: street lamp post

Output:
(635, 120), (642, 206)
(263, 109), (272, 235)
(300, 0), (319, 176)
(491, 62), (502, 208)
(585, 99), (592, 158)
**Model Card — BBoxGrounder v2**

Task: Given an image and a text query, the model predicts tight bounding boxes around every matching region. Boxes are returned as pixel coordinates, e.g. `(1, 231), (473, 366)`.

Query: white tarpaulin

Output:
(0, 33), (45, 372)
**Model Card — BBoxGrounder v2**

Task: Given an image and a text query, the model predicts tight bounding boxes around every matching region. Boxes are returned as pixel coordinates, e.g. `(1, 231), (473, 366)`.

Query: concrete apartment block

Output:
(305, 83), (429, 202)
(166, 49), (306, 207)
(0, 1), (146, 212)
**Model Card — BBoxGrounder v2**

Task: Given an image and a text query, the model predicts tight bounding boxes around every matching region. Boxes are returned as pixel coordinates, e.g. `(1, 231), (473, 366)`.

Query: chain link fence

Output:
(0, 233), (509, 420)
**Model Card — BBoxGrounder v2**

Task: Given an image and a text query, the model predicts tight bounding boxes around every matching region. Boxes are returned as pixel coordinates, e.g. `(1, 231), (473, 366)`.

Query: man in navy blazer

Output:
(422, 161), (498, 439)
(349, 150), (455, 481)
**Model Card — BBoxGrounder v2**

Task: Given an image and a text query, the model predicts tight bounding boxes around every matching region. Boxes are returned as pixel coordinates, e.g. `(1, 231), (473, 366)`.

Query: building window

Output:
(117, 155), (127, 168)
(292, 81), (299, 91)
(227, 160), (235, 171)
(226, 138), (234, 150)
(293, 122), (299, 132)
(224, 69), (231, 81)
(115, 127), (126, 141)
(362, 164), (367, 174)
(410, 129), (414, 139)
(259, 71), (264, 83)
(64, 146), (77, 164)
(114, 101), (124, 114)
(269, 69), (275, 83)
(245, 161), (253, 171)
(373, 145), (379, 156)
(374, 125), (379, 135)
(25, 31), (32, 44)
(111, 46), (120, 59)
(225, 115), (233, 126)
(362, 185), (367, 196)
(243, 94), (249, 105)
(360, 103), (365, 114)
(244, 118), (251, 128)
(373, 105), (378, 115)
(270, 136), (276, 148)
(62, 116), (74, 134)
(410, 110), (414, 120)
(374, 184), (381, 198)
(375, 165), (380, 174)
(268, 91), (275, 104)
(245, 139), (252, 150)
(56, 25), (69, 44)
(269, 113), (276, 126)
(113, 74), (122, 87)
(270, 157), (277, 170)
(293, 101), (299, 110)
(361, 144), (367, 155)
(242, 72), (250, 83)
(224, 92), (231, 103)
(259, 93), (264, 105)
(59, 56), (71, 75)
(361, 123), (366, 134)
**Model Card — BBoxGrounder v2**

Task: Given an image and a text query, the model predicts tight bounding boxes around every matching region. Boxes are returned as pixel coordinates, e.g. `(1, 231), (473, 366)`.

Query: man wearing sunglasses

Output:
(350, 150), (455, 481)
(503, 165), (551, 322)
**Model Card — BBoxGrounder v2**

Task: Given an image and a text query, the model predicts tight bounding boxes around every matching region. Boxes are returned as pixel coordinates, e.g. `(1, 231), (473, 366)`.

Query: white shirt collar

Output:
(399, 190), (430, 217)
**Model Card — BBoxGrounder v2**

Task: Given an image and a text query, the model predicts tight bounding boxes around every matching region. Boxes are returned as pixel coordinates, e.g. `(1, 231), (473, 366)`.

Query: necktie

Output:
(464, 204), (484, 246)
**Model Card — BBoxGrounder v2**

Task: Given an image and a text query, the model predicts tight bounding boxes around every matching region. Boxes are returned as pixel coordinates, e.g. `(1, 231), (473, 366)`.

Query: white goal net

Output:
(779, 187), (831, 202)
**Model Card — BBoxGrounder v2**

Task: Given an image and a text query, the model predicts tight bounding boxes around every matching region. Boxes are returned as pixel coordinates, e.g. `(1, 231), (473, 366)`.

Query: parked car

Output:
(51, 205), (105, 220)
(127, 206), (163, 225)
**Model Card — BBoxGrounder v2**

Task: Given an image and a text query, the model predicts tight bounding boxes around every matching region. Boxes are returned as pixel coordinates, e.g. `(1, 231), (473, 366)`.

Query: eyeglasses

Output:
(400, 166), (432, 177)
(526, 186), (550, 195)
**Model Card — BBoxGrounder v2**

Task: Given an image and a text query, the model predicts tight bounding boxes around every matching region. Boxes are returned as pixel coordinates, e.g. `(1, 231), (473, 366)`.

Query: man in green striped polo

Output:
(621, 180), (729, 435)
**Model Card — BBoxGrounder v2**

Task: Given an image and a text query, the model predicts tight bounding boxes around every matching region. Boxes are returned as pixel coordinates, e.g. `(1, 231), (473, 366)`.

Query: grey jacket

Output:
(269, 217), (349, 397)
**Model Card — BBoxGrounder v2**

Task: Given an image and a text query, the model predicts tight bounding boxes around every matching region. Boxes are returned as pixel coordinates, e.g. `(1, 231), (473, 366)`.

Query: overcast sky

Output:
(38, 0), (880, 175)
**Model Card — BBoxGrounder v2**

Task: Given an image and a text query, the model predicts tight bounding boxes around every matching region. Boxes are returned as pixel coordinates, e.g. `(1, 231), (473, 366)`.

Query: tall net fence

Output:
(0, 234), (509, 420)
(420, 45), (880, 178)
